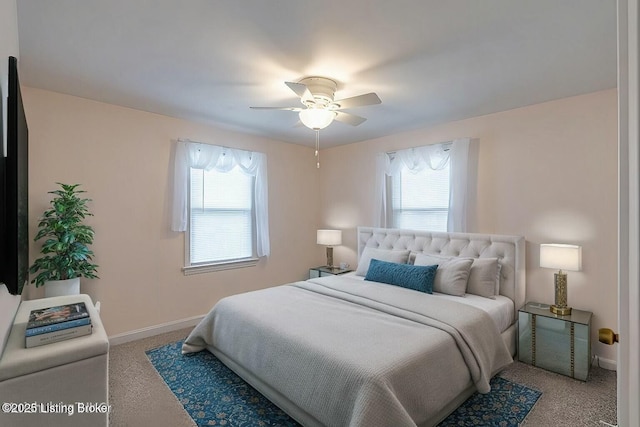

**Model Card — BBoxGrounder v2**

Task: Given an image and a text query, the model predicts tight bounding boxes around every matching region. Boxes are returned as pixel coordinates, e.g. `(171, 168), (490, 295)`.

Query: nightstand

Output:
(518, 302), (592, 381)
(309, 266), (352, 279)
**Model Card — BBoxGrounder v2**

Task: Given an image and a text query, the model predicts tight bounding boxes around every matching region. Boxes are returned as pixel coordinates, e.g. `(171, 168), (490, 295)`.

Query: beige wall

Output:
(0, 0), (18, 115)
(21, 85), (619, 363)
(319, 89), (618, 363)
(22, 87), (321, 336)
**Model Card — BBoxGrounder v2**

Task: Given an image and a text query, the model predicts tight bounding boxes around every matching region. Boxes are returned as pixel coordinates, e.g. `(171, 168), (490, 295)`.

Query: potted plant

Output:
(30, 183), (99, 297)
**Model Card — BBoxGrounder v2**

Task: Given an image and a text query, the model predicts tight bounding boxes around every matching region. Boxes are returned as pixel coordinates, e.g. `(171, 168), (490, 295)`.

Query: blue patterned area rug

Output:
(146, 341), (541, 427)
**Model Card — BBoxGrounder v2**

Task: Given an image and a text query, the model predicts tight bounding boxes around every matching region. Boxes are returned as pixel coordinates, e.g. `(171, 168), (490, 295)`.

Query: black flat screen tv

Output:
(0, 56), (29, 296)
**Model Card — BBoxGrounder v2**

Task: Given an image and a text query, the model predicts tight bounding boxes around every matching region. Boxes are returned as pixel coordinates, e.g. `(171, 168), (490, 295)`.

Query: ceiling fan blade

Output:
(334, 111), (367, 126)
(285, 81), (314, 104)
(334, 92), (381, 109)
(250, 106), (302, 111)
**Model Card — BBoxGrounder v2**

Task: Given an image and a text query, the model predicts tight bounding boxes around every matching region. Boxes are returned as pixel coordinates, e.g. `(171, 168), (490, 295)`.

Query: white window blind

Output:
(189, 167), (254, 264)
(391, 162), (450, 231)
(172, 140), (270, 274)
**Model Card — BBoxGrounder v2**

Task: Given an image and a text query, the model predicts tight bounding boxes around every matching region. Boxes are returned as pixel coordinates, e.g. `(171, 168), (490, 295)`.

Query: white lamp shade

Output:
(317, 229), (342, 246)
(299, 109), (336, 130)
(540, 243), (582, 271)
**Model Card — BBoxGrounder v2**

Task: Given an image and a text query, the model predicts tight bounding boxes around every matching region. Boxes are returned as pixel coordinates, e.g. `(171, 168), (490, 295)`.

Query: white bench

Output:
(0, 294), (109, 427)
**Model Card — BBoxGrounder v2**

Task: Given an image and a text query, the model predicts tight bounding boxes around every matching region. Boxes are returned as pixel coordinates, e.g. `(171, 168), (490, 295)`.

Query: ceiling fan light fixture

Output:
(299, 108), (336, 130)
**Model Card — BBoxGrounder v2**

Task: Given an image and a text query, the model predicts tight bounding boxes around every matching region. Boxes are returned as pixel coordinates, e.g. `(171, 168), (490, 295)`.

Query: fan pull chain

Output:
(315, 130), (320, 169)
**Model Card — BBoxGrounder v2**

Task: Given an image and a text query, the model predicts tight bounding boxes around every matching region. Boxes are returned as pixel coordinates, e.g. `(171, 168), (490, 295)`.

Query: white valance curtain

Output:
(171, 140), (270, 257)
(374, 138), (471, 232)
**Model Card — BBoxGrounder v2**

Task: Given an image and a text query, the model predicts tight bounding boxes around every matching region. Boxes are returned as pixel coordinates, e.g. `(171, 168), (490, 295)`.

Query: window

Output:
(376, 138), (471, 232)
(172, 140), (270, 274)
(390, 161), (450, 231)
(189, 167), (254, 264)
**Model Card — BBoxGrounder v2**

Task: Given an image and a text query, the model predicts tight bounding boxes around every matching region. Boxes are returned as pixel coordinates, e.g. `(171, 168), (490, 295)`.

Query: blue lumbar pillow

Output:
(365, 258), (438, 294)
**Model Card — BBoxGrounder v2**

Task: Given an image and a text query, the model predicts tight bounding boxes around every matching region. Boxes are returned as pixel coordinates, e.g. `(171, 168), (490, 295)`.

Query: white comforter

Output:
(183, 275), (513, 427)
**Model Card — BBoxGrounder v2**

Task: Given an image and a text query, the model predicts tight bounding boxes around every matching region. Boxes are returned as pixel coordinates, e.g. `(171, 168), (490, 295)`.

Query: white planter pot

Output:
(45, 277), (81, 298)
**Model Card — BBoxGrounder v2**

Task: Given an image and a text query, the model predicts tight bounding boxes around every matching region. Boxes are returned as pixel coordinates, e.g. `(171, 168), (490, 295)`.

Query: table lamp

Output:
(317, 229), (342, 268)
(540, 243), (582, 315)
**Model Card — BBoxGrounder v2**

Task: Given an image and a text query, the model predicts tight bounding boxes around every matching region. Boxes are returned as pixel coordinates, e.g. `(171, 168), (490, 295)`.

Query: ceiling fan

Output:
(250, 77), (382, 130)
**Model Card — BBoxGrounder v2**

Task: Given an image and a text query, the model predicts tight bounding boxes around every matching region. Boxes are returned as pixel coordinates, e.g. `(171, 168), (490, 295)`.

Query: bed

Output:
(183, 227), (526, 426)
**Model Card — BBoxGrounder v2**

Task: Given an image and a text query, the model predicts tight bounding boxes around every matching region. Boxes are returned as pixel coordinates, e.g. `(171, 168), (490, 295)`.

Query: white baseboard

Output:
(592, 355), (617, 371)
(108, 314), (204, 346)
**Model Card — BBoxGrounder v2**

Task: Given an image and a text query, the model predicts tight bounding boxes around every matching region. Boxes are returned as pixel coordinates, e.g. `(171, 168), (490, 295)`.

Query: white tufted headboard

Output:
(357, 227), (526, 318)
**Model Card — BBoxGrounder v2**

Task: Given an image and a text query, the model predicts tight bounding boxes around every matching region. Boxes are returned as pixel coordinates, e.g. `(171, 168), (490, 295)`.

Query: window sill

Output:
(182, 258), (260, 275)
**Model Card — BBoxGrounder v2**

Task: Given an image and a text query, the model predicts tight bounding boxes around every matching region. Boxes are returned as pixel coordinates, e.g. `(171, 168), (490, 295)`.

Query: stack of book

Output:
(25, 302), (93, 348)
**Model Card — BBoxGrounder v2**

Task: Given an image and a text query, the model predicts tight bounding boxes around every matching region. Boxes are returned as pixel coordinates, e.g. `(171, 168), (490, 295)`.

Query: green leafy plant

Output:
(29, 183), (99, 287)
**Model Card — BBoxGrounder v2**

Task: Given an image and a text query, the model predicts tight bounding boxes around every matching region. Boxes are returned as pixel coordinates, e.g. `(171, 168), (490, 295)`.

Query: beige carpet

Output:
(108, 328), (617, 426)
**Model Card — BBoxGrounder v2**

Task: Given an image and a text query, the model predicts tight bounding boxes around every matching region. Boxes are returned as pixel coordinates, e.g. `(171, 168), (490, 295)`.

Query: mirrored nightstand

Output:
(309, 266), (352, 279)
(518, 302), (592, 381)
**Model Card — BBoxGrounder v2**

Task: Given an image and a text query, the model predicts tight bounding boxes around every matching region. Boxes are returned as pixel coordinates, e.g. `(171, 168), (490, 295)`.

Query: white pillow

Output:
(414, 253), (473, 297)
(466, 258), (500, 299)
(355, 247), (410, 276)
(412, 253), (448, 266)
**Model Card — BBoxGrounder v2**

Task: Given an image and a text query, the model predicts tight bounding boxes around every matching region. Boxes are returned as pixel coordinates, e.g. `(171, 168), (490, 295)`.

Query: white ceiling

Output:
(15, 0), (617, 148)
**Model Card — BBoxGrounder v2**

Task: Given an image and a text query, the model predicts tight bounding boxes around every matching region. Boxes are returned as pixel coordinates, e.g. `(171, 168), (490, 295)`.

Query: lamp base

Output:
(550, 304), (572, 316)
(550, 271), (571, 315)
(326, 246), (334, 268)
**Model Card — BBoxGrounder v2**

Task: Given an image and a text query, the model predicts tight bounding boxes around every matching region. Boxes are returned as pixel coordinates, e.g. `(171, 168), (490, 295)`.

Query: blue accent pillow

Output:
(364, 258), (438, 294)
